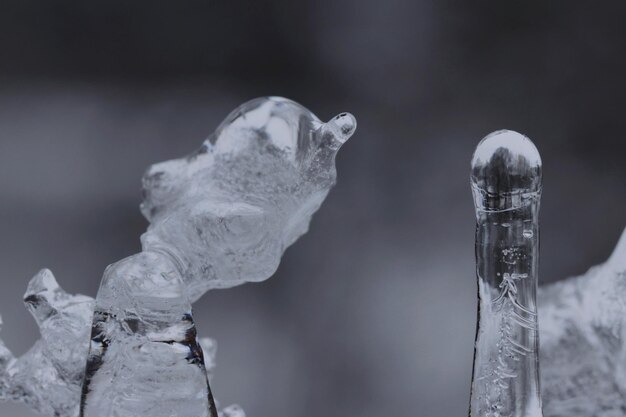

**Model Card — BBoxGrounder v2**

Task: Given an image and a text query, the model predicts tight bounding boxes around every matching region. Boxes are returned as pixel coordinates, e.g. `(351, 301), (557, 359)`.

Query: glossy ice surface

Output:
(0, 97), (355, 417)
(81, 97), (355, 417)
(140, 97), (356, 299)
(0, 115), (622, 417)
(3, 233), (623, 417)
(470, 130), (543, 417)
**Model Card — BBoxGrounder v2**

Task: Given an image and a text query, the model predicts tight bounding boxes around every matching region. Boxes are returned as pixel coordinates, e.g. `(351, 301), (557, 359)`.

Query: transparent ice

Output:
(470, 130), (543, 417)
(0, 117), (624, 417)
(0, 269), (94, 416)
(0, 97), (356, 417)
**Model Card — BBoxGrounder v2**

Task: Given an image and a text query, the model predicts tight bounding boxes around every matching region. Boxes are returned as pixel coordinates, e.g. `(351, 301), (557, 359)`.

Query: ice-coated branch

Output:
(469, 130), (543, 417)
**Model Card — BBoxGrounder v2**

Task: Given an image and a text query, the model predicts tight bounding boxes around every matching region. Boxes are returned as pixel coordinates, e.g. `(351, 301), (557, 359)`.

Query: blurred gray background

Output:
(0, 1), (624, 416)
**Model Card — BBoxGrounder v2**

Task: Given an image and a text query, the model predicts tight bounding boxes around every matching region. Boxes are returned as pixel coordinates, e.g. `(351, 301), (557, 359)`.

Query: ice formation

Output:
(539, 228), (626, 417)
(0, 316), (12, 398)
(0, 97), (356, 417)
(3, 237), (625, 417)
(0, 269), (93, 416)
(469, 130), (544, 417)
(0, 105), (623, 417)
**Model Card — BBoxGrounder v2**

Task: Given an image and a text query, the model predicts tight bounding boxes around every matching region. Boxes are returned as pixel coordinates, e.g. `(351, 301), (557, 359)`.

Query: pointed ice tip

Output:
(24, 269), (63, 325)
(25, 269), (59, 298)
(608, 227), (626, 270)
(328, 112), (357, 145)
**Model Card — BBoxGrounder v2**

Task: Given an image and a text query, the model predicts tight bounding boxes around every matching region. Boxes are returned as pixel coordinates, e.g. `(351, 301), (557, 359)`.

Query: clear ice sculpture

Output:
(0, 119), (624, 417)
(469, 130), (544, 417)
(0, 97), (357, 417)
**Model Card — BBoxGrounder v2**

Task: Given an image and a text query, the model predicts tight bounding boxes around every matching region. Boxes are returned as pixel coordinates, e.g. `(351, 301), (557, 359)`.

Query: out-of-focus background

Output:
(0, 2), (624, 416)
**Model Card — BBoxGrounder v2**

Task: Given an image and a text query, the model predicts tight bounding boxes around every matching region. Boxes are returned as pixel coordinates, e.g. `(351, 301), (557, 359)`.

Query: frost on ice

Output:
(0, 97), (356, 417)
(0, 269), (93, 416)
(539, 228), (626, 417)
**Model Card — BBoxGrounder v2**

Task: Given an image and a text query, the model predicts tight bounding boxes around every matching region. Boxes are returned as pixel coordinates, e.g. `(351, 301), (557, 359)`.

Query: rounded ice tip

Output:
(471, 130), (542, 211)
(327, 112), (357, 145)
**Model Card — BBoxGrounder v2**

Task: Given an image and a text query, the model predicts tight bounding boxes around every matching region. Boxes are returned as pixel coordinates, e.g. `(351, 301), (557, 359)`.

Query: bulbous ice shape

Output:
(471, 129), (542, 212)
(0, 111), (623, 417)
(140, 97), (357, 300)
(539, 228), (626, 417)
(470, 130), (544, 417)
(80, 97), (356, 417)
